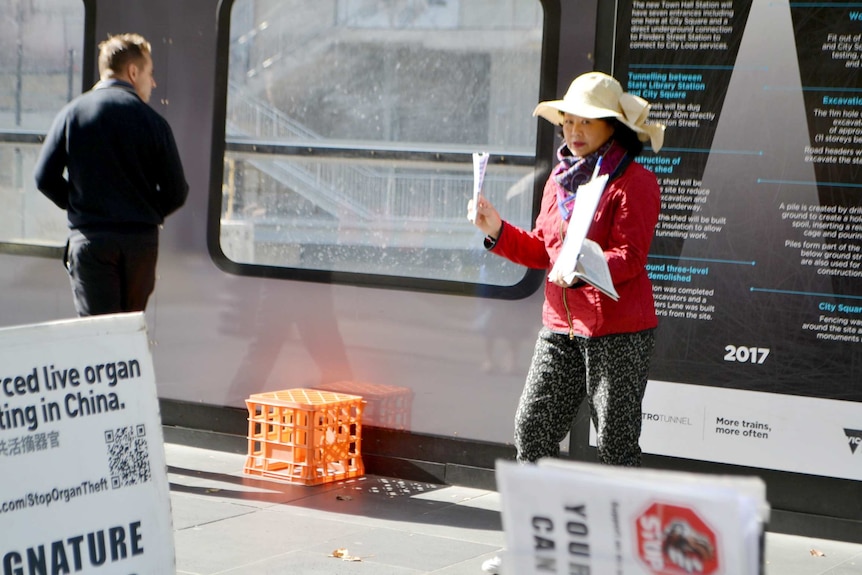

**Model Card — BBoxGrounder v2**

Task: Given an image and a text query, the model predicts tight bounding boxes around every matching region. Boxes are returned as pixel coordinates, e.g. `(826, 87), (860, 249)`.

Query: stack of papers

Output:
(548, 171), (619, 300)
(497, 458), (769, 574)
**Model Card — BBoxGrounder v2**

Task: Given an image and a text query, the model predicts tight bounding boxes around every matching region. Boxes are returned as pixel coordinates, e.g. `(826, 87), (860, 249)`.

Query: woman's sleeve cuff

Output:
(483, 223), (503, 250)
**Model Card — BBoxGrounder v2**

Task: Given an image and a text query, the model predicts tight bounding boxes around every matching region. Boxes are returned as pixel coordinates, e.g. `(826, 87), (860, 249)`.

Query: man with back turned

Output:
(34, 32), (188, 316)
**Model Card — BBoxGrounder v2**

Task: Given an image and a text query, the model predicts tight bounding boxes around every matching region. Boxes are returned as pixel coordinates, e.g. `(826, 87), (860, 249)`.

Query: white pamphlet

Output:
(468, 151), (489, 223)
(548, 167), (619, 300)
(568, 237), (619, 300)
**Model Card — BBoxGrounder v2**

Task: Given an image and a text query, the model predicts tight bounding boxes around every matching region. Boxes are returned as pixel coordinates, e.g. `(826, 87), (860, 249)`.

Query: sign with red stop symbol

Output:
(635, 502), (720, 575)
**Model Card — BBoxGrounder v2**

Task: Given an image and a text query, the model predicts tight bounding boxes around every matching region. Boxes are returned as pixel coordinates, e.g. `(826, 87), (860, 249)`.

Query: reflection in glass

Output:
(0, 144), (67, 245)
(222, 0), (544, 287)
(0, 0), (84, 131)
(0, 0), (83, 246)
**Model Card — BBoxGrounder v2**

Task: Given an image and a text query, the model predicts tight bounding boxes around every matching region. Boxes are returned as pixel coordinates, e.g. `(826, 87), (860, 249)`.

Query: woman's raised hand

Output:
(467, 195), (503, 239)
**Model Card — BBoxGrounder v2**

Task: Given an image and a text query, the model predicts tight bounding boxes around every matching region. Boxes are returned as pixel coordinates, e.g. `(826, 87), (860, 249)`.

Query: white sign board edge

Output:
(0, 312), (174, 574)
(496, 459), (766, 575)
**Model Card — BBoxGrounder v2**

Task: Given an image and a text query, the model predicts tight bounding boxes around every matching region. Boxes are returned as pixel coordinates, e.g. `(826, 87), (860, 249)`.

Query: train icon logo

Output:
(635, 502), (719, 575)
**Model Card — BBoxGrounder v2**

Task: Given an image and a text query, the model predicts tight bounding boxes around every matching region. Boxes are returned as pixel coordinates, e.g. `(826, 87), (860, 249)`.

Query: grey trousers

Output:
(514, 326), (655, 466)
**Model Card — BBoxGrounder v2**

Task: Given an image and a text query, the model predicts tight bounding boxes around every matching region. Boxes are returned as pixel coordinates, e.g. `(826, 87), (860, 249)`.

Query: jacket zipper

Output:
(559, 219), (575, 339)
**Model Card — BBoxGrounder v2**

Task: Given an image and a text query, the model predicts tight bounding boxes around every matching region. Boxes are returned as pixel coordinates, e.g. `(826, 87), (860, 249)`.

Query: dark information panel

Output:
(613, 1), (862, 401)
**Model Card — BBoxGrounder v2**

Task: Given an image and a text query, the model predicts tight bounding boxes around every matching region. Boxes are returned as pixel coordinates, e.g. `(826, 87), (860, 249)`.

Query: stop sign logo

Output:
(635, 502), (720, 575)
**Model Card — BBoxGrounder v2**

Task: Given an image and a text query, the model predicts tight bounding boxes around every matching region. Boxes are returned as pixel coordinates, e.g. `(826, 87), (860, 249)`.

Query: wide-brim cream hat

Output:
(533, 71), (665, 152)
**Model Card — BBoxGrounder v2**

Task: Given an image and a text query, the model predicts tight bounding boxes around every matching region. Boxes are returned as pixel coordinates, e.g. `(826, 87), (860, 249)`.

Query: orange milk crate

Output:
(244, 388), (364, 485)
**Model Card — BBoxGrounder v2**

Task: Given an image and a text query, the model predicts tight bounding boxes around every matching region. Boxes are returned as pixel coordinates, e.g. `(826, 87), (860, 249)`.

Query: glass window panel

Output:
(222, 0), (544, 288)
(0, 143), (67, 244)
(0, 0), (85, 132)
(0, 0), (84, 248)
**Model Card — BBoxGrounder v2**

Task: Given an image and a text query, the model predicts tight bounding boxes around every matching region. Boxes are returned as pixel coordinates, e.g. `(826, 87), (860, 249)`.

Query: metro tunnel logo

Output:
(845, 429), (862, 454)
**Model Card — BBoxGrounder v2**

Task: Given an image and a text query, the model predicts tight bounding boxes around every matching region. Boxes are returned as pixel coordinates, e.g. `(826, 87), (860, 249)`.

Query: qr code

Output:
(105, 424), (151, 489)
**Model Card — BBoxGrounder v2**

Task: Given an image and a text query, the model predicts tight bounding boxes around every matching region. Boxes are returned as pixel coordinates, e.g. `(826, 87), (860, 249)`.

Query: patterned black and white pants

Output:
(514, 326), (655, 467)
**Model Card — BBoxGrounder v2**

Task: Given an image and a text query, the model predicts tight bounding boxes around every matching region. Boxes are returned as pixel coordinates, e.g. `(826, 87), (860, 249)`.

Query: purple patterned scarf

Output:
(554, 140), (627, 221)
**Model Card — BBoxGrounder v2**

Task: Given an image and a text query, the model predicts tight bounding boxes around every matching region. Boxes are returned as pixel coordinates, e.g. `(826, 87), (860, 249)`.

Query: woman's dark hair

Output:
(607, 118), (645, 156)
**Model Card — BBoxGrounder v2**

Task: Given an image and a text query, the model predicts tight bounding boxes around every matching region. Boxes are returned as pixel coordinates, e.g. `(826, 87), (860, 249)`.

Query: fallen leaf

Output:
(329, 548), (363, 562)
(810, 549), (826, 557)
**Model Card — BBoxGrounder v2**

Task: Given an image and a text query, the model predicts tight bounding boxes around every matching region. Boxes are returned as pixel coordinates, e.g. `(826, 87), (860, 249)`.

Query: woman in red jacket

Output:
(469, 71), (665, 469)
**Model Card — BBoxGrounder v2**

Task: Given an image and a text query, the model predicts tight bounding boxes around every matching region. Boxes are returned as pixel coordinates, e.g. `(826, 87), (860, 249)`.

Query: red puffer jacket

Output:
(492, 160), (660, 337)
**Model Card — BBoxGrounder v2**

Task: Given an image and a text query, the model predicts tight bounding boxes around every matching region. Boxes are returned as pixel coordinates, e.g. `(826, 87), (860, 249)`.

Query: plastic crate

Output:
(244, 388), (364, 485)
(315, 381), (413, 430)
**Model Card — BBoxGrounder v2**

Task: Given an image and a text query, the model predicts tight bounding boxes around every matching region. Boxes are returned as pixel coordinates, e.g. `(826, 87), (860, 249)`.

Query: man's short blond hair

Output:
(98, 33), (152, 78)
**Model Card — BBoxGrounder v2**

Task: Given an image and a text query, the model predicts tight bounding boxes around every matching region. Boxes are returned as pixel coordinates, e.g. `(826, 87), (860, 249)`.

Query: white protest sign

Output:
(0, 313), (174, 574)
(496, 459), (767, 575)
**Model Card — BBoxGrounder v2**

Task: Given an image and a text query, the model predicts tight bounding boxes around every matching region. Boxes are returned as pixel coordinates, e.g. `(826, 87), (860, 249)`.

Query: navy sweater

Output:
(34, 80), (189, 230)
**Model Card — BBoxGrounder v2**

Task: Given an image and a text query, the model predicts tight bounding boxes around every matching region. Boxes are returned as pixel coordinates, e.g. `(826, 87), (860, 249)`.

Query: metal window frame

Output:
(209, 0), (561, 300)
